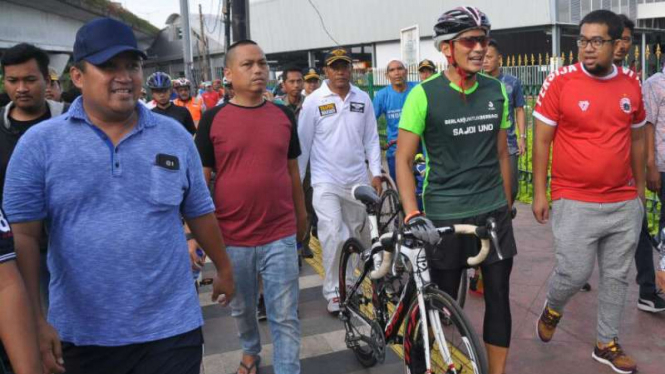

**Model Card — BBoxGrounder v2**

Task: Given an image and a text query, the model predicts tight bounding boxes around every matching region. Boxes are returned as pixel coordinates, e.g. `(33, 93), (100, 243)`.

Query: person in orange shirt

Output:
(173, 78), (203, 126)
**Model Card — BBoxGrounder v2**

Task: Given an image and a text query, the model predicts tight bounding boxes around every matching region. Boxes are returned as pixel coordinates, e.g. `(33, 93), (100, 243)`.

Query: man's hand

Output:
(518, 137), (526, 156)
(38, 319), (65, 374)
(532, 193), (550, 224)
(657, 270), (665, 292)
(406, 215), (439, 245)
(211, 267), (235, 306)
(647, 164), (661, 193)
(188, 240), (205, 272)
(371, 176), (383, 196)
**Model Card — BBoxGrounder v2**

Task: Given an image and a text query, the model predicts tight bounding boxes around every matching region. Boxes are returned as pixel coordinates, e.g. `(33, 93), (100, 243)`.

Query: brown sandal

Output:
(236, 355), (261, 374)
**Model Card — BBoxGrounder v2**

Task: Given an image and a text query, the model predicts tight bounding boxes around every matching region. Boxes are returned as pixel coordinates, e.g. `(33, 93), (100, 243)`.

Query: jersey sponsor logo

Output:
(318, 103), (337, 116)
(350, 102), (365, 113)
(488, 101), (495, 111)
(579, 101), (590, 112)
(620, 97), (632, 114)
(536, 64), (579, 107)
(0, 209), (9, 233)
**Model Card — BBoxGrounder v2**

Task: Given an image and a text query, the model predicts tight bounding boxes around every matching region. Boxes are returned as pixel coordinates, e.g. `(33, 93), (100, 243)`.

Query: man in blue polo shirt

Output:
(373, 58), (416, 181)
(2, 18), (235, 374)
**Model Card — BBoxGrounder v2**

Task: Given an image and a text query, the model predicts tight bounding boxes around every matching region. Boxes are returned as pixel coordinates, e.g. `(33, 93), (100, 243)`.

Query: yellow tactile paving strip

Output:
(306, 237), (475, 373)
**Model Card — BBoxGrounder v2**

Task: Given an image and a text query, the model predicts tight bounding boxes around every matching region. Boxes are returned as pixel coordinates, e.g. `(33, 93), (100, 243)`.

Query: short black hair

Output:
(281, 65), (302, 81)
(618, 14), (635, 35)
(224, 39), (259, 67)
(579, 9), (624, 41)
(488, 39), (501, 55)
(1, 43), (50, 79)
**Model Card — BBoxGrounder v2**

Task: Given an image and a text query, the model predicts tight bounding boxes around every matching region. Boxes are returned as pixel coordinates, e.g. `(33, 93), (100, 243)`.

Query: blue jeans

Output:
(226, 235), (300, 374)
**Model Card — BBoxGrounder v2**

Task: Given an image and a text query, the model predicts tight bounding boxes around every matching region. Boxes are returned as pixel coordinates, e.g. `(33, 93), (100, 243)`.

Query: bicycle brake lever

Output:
(486, 218), (504, 260)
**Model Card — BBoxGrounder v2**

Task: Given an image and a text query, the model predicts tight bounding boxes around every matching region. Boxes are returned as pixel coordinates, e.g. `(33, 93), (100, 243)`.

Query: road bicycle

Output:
(338, 185), (502, 373)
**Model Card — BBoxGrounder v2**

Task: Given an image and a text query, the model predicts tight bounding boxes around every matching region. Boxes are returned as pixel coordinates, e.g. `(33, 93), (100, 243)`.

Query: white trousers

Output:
(313, 183), (370, 301)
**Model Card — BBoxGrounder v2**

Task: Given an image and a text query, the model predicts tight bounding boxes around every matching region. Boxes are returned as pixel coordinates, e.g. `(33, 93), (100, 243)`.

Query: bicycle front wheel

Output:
(457, 268), (469, 309)
(338, 237), (380, 367)
(403, 289), (488, 374)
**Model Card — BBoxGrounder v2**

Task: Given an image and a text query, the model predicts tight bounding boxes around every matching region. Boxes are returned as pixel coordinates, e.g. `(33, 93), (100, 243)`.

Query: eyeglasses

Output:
(576, 37), (614, 49)
(453, 35), (490, 49)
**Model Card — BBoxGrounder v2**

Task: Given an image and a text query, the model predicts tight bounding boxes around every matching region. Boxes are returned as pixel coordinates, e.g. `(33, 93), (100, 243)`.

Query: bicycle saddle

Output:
(351, 184), (380, 206)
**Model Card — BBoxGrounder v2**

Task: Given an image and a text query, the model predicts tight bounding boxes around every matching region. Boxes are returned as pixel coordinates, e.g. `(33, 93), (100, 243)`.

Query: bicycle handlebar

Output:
(369, 219), (500, 280)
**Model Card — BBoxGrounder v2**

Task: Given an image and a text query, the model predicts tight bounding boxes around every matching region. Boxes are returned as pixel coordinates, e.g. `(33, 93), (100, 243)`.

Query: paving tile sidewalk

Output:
(199, 202), (665, 374)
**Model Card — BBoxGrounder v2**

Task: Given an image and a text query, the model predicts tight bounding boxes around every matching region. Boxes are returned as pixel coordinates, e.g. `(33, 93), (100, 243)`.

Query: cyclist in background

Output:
(173, 78), (204, 126)
(396, 7), (516, 374)
(373, 58), (416, 182)
(146, 72), (196, 135)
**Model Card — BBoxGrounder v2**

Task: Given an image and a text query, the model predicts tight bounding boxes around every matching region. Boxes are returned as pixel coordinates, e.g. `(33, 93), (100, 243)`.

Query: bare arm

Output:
(631, 126), (646, 202)
(645, 122), (661, 192)
(0, 262), (42, 374)
(288, 159), (307, 242)
(497, 129), (513, 208)
(395, 129), (420, 216)
(12, 221), (64, 373)
(532, 120), (556, 223)
(516, 107), (527, 155)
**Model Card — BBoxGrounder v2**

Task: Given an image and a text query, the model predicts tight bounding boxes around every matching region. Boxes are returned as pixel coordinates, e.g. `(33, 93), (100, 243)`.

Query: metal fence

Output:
(356, 47), (664, 232)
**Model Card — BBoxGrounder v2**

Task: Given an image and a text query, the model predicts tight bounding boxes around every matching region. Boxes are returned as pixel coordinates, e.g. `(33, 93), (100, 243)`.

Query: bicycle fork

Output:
(414, 277), (457, 374)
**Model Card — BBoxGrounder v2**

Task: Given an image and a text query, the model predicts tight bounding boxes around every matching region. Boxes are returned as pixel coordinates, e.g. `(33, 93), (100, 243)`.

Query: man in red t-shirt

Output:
(532, 10), (645, 374)
(201, 81), (220, 110)
(195, 40), (306, 374)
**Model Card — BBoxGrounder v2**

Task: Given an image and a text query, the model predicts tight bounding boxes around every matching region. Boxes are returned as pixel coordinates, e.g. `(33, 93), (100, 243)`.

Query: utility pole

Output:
(179, 0), (194, 85)
(198, 3), (212, 81)
(232, 0), (250, 42)
(223, 0), (231, 53)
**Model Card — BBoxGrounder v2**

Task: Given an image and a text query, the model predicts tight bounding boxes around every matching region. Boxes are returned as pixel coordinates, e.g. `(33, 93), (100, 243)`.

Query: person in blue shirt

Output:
(482, 39), (526, 201)
(2, 18), (234, 374)
(373, 59), (417, 181)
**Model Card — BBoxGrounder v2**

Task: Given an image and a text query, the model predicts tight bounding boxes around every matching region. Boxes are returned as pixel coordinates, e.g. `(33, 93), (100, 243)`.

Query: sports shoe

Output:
(257, 294), (267, 321)
(592, 339), (637, 374)
(536, 302), (561, 342)
(327, 297), (340, 314)
(637, 291), (665, 313)
(581, 283), (592, 292)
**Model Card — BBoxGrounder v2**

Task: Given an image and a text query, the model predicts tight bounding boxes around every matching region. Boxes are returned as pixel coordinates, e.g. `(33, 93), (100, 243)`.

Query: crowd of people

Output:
(0, 5), (664, 374)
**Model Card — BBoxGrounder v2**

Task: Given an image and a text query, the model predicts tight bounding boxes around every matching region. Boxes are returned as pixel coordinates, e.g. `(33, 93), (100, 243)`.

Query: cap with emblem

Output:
(324, 48), (352, 66)
(48, 67), (59, 82)
(418, 59), (437, 72)
(73, 17), (147, 65)
(303, 67), (321, 81)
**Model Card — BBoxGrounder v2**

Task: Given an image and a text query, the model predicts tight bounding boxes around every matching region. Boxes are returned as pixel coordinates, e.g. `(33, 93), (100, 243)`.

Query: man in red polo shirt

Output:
(532, 10), (645, 374)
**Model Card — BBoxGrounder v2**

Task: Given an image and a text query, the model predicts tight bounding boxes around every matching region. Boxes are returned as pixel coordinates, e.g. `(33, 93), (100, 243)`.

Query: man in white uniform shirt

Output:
(298, 48), (382, 313)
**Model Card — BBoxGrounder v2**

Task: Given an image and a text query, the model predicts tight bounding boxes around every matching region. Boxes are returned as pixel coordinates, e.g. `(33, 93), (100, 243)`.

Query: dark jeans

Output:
(62, 328), (203, 374)
(301, 163), (317, 247)
(635, 215), (657, 297)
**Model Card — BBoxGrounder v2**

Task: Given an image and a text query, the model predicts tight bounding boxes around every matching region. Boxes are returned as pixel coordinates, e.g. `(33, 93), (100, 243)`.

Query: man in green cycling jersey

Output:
(396, 6), (516, 374)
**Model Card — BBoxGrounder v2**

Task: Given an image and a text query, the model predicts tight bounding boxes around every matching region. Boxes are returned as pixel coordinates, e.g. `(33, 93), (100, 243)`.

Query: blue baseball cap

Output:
(73, 18), (147, 65)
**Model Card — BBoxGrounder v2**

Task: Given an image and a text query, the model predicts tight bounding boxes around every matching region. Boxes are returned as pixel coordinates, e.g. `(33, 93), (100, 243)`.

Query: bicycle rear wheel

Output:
(403, 289), (488, 374)
(338, 238), (382, 367)
(378, 188), (403, 235)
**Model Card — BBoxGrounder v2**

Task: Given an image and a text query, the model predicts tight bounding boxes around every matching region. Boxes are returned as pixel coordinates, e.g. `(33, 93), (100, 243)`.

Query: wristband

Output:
(520, 134), (527, 139)
(186, 233), (195, 241)
(404, 210), (423, 224)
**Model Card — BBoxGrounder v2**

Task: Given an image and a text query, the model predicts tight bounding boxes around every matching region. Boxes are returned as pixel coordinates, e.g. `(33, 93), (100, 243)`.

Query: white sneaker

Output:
(327, 297), (340, 314)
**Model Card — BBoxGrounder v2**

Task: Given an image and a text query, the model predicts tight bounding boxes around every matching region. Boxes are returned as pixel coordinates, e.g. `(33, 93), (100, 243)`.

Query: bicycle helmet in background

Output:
(146, 72), (172, 90)
(433, 6), (491, 98)
(173, 77), (191, 89)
